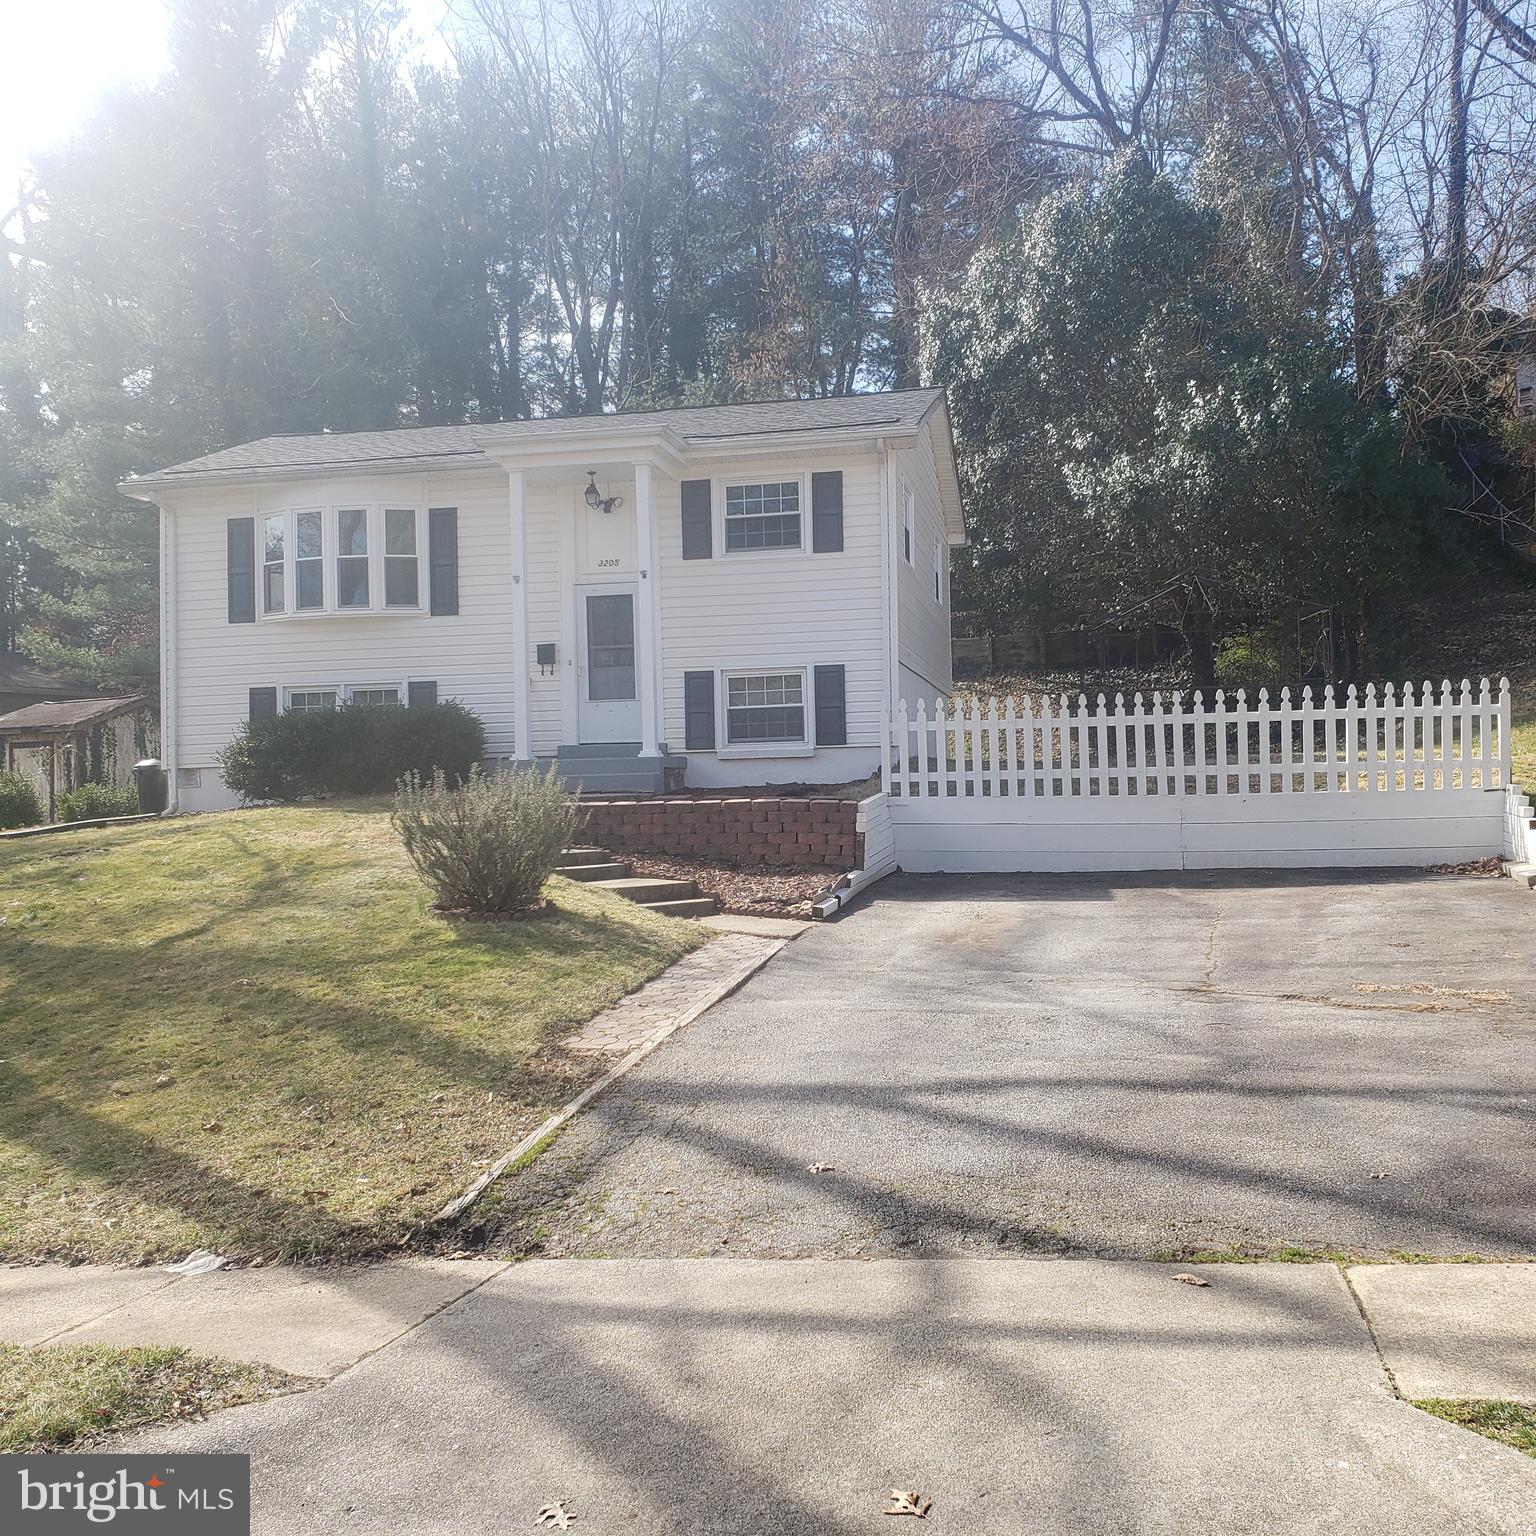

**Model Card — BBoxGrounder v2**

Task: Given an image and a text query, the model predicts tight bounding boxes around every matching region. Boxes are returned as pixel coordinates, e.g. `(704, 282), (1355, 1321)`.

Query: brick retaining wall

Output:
(580, 796), (859, 870)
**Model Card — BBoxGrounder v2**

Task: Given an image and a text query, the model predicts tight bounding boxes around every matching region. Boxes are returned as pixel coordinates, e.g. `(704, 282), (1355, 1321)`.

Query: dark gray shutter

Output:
(228, 517), (256, 623)
(407, 680), (438, 709)
(683, 670), (715, 750)
(428, 507), (458, 615)
(249, 686), (278, 721)
(813, 665), (846, 745)
(811, 471), (843, 553)
(681, 479), (712, 560)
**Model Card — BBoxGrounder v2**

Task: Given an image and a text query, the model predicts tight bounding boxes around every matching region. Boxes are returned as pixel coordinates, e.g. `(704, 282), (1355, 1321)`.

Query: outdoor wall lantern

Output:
(584, 471), (623, 515)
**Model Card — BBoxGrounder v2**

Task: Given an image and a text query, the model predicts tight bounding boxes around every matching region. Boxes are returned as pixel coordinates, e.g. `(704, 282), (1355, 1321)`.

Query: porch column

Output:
(509, 467), (532, 762)
(633, 459), (662, 758)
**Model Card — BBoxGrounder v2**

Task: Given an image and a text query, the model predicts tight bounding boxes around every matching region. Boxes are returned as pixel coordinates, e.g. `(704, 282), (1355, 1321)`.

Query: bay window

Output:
(256, 505), (425, 617)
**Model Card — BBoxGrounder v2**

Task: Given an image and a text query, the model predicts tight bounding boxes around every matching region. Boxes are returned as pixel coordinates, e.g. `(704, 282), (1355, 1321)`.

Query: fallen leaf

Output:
(535, 1502), (577, 1528)
(1368, 1171), (1392, 1180)
(201, 1120), (222, 1133)
(883, 1489), (932, 1519)
(807, 1162), (835, 1174)
(1172, 1273), (1211, 1287)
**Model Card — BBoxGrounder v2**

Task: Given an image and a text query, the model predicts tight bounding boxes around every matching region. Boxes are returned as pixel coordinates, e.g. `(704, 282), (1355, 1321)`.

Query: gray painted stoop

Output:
(557, 846), (718, 918)
(549, 742), (687, 795)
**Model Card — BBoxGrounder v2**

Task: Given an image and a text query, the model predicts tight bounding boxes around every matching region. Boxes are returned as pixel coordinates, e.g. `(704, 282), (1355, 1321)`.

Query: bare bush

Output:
(392, 766), (578, 917)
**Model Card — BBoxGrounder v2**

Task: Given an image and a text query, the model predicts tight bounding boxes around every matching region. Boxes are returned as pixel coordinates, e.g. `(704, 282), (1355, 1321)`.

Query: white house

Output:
(123, 390), (965, 810)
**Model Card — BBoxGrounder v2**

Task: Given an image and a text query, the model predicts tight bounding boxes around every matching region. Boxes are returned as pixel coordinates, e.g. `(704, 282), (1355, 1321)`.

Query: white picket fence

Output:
(885, 679), (1512, 800)
(879, 679), (1516, 872)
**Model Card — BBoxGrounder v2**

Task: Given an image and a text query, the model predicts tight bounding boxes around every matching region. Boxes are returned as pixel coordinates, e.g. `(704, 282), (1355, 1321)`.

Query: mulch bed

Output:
(626, 853), (847, 917)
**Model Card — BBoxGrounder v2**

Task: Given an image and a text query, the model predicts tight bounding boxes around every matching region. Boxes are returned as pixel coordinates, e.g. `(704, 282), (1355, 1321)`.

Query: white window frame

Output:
(933, 532), (945, 604)
(716, 665), (815, 759)
(280, 681), (407, 713)
(283, 686), (342, 714)
(902, 486), (914, 565)
(256, 504), (427, 619)
(713, 472), (810, 558)
(344, 682), (406, 708)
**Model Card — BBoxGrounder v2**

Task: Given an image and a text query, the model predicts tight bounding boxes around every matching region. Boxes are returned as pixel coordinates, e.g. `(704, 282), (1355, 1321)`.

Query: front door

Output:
(577, 586), (641, 743)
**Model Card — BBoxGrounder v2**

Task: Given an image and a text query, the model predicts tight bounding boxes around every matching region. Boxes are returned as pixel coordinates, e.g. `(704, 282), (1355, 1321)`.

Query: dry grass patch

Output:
(0, 1342), (302, 1452)
(0, 803), (701, 1262)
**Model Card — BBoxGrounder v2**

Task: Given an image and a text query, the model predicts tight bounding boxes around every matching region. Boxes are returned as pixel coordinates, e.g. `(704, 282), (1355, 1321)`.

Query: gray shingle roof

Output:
(0, 695), (148, 733)
(0, 657), (98, 699)
(126, 390), (947, 489)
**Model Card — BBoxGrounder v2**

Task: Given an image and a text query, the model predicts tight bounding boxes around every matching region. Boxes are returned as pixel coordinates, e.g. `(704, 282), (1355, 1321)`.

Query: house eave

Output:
(118, 452), (491, 499)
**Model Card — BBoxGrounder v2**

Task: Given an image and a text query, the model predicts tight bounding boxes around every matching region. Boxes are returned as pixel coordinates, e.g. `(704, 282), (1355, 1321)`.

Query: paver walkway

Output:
(564, 931), (782, 1055)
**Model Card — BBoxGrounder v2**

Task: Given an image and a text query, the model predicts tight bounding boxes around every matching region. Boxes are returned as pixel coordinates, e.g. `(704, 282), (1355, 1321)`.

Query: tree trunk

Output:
(1181, 605), (1218, 693)
(1446, 0), (1470, 297)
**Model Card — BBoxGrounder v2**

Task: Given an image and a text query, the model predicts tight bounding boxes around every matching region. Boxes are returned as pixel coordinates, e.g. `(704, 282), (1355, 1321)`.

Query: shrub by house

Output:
(219, 701), (486, 803)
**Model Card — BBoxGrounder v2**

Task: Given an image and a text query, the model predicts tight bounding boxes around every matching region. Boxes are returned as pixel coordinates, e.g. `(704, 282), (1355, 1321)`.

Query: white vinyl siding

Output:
(894, 443), (954, 701)
(169, 467), (520, 806)
(660, 454), (884, 784)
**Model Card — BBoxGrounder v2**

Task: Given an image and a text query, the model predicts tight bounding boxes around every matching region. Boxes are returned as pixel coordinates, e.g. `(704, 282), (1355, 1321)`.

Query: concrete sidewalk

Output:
(108, 1259), (1536, 1535)
(0, 1257), (507, 1377)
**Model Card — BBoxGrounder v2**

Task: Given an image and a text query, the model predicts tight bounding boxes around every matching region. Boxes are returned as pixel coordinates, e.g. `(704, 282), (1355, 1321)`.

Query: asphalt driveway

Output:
(484, 870), (1536, 1260)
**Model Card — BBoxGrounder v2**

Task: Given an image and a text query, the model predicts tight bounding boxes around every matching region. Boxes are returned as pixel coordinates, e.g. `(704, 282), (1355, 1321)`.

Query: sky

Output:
(0, 0), (454, 193)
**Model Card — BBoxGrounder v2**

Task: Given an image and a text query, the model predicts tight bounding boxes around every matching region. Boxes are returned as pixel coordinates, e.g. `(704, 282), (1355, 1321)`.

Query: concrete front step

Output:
(559, 847), (612, 867)
(590, 876), (700, 904)
(556, 741), (644, 759)
(1503, 861), (1536, 890)
(559, 845), (716, 918)
(644, 896), (720, 917)
(555, 861), (631, 883)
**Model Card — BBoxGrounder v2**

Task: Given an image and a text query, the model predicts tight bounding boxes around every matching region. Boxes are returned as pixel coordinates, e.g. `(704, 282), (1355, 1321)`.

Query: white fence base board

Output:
(887, 791), (1506, 874)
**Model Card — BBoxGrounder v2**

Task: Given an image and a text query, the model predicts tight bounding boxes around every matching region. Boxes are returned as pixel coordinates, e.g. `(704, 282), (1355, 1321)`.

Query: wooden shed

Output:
(0, 695), (157, 820)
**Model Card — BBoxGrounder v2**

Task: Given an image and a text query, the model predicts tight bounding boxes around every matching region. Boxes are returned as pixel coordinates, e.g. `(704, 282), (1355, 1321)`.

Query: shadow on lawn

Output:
(0, 822), (687, 1260)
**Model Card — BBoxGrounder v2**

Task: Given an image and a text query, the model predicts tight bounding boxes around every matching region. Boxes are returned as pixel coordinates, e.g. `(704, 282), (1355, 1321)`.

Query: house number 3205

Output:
(596, 559), (620, 568)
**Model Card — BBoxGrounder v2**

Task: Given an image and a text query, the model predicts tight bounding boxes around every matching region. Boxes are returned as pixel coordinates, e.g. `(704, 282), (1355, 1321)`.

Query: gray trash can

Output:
(133, 759), (169, 815)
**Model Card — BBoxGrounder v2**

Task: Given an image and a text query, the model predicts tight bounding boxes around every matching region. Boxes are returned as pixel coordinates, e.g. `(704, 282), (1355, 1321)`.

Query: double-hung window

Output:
(294, 510), (324, 610)
(724, 480), (801, 552)
(262, 515), (285, 614)
(724, 671), (806, 744)
(347, 684), (403, 707)
(286, 688), (338, 713)
(933, 533), (944, 604)
(903, 488), (914, 564)
(383, 508), (419, 606)
(336, 508), (370, 608)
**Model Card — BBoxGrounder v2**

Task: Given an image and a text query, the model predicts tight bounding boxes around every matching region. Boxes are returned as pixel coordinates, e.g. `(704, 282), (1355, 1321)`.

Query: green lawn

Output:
(0, 1342), (299, 1452)
(1414, 1399), (1536, 1458)
(0, 804), (701, 1262)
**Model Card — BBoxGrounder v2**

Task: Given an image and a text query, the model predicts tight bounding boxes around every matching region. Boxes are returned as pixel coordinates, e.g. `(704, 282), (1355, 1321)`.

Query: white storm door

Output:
(577, 585), (642, 742)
